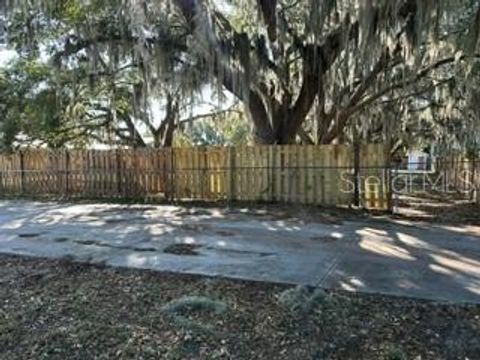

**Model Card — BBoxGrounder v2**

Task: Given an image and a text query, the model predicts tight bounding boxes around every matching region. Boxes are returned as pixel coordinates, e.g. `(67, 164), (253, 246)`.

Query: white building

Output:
(407, 150), (431, 171)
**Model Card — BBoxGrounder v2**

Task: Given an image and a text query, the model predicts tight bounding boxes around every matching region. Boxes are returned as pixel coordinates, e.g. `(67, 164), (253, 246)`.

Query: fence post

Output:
(116, 150), (122, 197)
(201, 147), (206, 200)
(19, 151), (25, 195)
(64, 151), (70, 197)
(270, 146), (276, 202)
(353, 141), (361, 207)
(472, 153), (477, 203)
(385, 144), (394, 213)
(170, 147), (175, 202)
(227, 146), (236, 202)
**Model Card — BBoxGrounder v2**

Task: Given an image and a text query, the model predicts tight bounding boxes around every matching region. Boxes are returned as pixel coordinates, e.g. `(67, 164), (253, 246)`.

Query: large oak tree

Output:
(170, 0), (479, 144)
(3, 0), (480, 146)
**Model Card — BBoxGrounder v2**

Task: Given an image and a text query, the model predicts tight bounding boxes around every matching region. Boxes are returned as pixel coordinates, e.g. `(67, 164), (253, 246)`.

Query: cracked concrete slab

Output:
(0, 200), (479, 303)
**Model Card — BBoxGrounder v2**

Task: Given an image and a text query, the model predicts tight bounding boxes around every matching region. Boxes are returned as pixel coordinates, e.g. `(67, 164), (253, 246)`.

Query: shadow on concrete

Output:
(0, 200), (479, 303)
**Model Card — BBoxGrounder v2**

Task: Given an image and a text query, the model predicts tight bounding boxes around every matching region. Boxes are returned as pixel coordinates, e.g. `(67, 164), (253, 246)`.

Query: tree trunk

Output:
(151, 95), (178, 148)
(162, 110), (177, 148)
(248, 92), (276, 144)
(248, 92), (307, 145)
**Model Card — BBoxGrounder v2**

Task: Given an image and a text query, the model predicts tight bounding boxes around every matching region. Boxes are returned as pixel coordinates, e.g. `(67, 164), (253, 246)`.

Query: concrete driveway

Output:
(0, 200), (479, 303)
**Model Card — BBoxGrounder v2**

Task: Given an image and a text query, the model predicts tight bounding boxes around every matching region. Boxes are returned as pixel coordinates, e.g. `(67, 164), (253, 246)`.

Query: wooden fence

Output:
(0, 144), (391, 210)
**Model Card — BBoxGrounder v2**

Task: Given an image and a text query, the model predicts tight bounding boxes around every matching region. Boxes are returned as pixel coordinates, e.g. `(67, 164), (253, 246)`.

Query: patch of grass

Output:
(277, 285), (331, 316)
(385, 346), (407, 360)
(161, 296), (228, 336)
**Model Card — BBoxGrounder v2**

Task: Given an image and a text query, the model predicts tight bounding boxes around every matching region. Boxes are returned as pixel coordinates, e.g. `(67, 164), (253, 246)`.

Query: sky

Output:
(0, 48), (16, 66)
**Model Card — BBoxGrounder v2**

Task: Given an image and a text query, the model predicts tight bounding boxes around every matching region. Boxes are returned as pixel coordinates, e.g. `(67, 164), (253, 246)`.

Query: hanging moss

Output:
(3, 0), (480, 146)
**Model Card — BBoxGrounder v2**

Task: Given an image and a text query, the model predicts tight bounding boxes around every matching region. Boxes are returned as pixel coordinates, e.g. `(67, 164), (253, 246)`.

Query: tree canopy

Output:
(1, 0), (480, 152)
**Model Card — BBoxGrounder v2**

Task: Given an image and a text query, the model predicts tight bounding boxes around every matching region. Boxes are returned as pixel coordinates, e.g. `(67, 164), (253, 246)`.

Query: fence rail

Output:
(0, 144), (391, 210)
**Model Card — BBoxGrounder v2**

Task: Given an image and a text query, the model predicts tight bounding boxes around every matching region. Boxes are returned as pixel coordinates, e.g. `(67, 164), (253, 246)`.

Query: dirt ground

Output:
(1, 254), (479, 360)
(393, 191), (480, 225)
